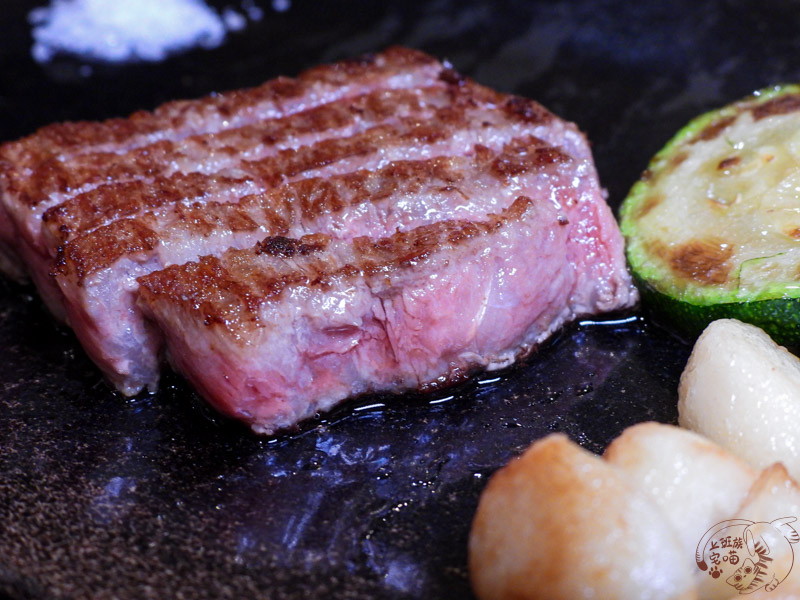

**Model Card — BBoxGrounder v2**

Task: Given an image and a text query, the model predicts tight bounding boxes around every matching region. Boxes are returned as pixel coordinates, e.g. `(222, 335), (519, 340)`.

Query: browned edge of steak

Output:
(136, 196), (535, 334)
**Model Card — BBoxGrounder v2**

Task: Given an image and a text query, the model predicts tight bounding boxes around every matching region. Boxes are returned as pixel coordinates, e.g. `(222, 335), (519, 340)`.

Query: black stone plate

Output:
(0, 1), (796, 598)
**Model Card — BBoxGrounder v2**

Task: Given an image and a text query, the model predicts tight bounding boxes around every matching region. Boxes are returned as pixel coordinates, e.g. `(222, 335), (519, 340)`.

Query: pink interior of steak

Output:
(138, 196), (635, 434)
(42, 80), (575, 395)
(51, 136), (579, 395)
(0, 46), (637, 431)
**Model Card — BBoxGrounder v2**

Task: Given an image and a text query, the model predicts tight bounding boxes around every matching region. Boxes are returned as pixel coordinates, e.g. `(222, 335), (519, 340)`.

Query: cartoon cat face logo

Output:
(696, 517), (800, 594)
(727, 558), (763, 592)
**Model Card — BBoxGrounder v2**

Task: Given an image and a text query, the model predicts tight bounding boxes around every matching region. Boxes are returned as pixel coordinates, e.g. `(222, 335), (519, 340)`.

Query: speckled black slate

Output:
(0, 1), (797, 598)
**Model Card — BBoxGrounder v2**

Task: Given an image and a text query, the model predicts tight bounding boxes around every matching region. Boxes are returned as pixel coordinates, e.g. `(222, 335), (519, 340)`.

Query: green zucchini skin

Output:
(621, 85), (800, 346)
(634, 274), (800, 347)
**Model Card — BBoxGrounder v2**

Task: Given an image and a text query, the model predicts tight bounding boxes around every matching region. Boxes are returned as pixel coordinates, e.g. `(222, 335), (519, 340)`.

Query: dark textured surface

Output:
(0, 0), (797, 598)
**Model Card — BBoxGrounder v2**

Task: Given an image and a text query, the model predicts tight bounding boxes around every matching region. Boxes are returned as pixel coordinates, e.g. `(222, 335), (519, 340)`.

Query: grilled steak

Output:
(0, 47), (443, 305)
(138, 196), (634, 434)
(0, 47), (637, 432)
(53, 138), (579, 395)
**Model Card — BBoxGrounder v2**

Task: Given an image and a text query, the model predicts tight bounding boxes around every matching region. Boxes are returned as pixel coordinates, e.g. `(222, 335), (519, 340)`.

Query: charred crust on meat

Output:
(39, 93), (552, 244)
(534, 147), (571, 164)
(51, 247), (68, 279)
(0, 45), (442, 183)
(503, 96), (552, 124)
(446, 222), (481, 244)
(256, 236), (301, 258)
(473, 144), (494, 165)
(490, 144), (570, 178)
(203, 311), (226, 326)
(439, 68), (467, 86)
(57, 220), (160, 282)
(51, 146), (547, 281)
(255, 235), (328, 258)
(337, 264), (361, 279)
(379, 46), (440, 67)
(406, 121), (450, 144)
(296, 179), (346, 219)
(264, 76), (302, 100)
(139, 197), (539, 349)
(0, 47), (625, 419)
(22, 85), (444, 204)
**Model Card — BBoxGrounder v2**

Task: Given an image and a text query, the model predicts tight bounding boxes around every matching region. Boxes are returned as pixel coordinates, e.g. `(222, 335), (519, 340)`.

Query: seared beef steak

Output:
(139, 196), (634, 434)
(0, 47), (637, 432)
(53, 139), (576, 395)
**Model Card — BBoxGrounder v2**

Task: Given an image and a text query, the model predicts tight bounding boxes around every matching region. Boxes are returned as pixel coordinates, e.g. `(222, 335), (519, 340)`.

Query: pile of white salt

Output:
(29, 0), (267, 63)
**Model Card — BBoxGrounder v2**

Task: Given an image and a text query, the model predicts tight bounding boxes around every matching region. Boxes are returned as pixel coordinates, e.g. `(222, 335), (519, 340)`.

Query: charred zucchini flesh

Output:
(620, 85), (800, 345)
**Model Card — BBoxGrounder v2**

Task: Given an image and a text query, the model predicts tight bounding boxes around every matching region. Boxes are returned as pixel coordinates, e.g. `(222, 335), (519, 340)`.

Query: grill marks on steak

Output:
(51, 139), (576, 395)
(43, 173), (262, 252)
(0, 47), (447, 283)
(41, 84), (560, 251)
(55, 141), (569, 281)
(29, 84), (462, 253)
(0, 47), (638, 431)
(0, 47), (439, 174)
(29, 85), (457, 216)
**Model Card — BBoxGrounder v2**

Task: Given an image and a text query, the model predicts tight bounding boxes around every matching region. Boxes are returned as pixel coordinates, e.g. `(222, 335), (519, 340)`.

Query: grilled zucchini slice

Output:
(620, 85), (800, 345)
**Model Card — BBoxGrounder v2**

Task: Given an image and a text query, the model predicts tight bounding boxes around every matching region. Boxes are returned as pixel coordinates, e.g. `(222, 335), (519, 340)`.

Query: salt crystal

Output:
(29, 0), (248, 63)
